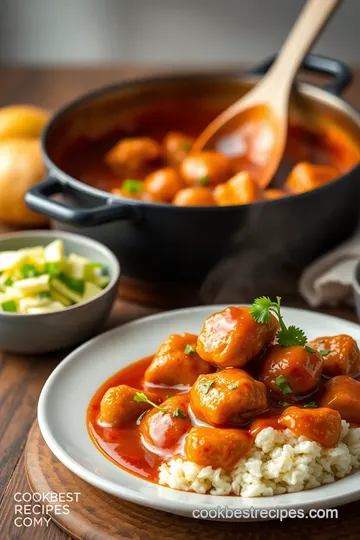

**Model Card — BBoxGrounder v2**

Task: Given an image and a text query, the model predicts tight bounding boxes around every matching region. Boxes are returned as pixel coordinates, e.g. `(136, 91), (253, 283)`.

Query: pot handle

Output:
(249, 53), (352, 96)
(25, 176), (135, 226)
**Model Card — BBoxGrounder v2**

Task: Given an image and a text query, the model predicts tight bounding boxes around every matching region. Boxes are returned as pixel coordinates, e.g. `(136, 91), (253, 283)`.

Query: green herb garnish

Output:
(303, 402), (317, 409)
(318, 339), (325, 344)
(282, 402), (290, 408)
(123, 179), (144, 194)
(320, 349), (330, 356)
(172, 408), (187, 419)
(58, 273), (85, 294)
(4, 277), (13, 287)
(275, 375), (292, 395)
(181, 141), (192, 152)
(228, 383), (238, 390)
(134, 392), (166, 412)
(251, 296), (307, 348)
(304, 345), (317, 354)
(2, 300), (17, 312)
(201, 379), (214, 394)
(184, 344), (196, 355)
(199, 175), (209, 186)
(20, 264), (40, 279)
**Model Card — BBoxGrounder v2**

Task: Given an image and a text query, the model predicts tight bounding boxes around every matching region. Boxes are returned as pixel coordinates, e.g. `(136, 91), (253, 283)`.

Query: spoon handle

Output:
(265, 0), (340, 96)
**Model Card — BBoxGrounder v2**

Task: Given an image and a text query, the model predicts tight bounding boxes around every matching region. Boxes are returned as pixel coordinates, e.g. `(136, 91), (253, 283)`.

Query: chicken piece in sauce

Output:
(172, 186), (215, 206)
(105, 137), (161, 173)
(285, 162), (339, 194)
(249, 414), (281, 437)
(185, 426), (252, 469)
(190, 368), (268, 426)
(279, 406), (342, 448)
(213, 171), (259, 206)
(180, 151), (230, 186)
(144, 167), (184, 203)
(99, 384), (161, 427)
(140, 395), (191, 450)
(144, 333), (214, 387)
(263, 188), (287, 200)
(260, 345), (323, 397)
(319, 376), (360, 424)
(307, 335), (360, 378)
(196, 306), (278, 368)
(163, 132), (194, 165)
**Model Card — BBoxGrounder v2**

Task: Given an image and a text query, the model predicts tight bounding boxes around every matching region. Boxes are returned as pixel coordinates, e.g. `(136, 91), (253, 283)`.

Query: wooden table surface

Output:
(0, 64), (360, 539)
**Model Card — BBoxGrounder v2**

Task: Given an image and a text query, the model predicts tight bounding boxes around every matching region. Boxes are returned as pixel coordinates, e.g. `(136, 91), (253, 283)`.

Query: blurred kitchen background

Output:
(0, 0), (359, 67)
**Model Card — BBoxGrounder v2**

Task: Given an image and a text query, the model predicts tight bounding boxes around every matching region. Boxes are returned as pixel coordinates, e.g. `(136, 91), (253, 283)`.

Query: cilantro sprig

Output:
(134, 392), (166, 412)
(250, 296), (308, 348)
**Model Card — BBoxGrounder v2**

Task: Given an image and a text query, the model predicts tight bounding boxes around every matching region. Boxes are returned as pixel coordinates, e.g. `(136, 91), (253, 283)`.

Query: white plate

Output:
(38, 305), (360, 521)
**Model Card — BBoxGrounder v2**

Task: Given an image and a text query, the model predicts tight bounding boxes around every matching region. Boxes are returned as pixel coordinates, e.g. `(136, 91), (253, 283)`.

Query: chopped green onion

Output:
(172, 408), (187, 419)
(39, 291), (51, 299)
(303, 401), (317, 408)
(4, 277), (13, 287)
(2, 299), (17, 312)
(58, 273), (85, 294)
(199, 175), (209, 186)
(184, 344), (196, 355)
(275, 375), (292, 395)
(304, 345), (317, 354)
(20, 264), (40, 279)
(201, 379), (214, 394)
(123, 179), (144, 194)
(320, 349), (330, 356)
(318, 339), (325, 344)
(45, 262), (62, 276)
(283, 402), (290, 408)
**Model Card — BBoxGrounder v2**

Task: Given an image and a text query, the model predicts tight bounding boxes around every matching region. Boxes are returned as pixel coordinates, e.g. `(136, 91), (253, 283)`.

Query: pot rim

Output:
(41, 69), (360, 213)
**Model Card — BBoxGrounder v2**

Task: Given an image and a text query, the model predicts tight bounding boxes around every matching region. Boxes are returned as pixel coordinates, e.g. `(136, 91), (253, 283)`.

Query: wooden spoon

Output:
(192, 0), (341, 189)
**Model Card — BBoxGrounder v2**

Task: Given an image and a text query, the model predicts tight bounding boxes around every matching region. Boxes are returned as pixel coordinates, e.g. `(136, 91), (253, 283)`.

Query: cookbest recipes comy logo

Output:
(13, 491), (81, 528)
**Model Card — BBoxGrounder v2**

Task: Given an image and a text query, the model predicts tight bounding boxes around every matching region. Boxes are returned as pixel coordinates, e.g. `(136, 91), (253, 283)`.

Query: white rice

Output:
(158, 421), (360, 497)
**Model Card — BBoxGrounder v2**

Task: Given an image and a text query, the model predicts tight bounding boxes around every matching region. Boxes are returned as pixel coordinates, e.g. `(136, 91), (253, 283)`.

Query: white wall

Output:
(0, 0), (359, 66)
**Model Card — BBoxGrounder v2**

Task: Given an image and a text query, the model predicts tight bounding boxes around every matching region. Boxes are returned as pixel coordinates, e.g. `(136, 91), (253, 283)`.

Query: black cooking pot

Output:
(26, 55), (360, 290)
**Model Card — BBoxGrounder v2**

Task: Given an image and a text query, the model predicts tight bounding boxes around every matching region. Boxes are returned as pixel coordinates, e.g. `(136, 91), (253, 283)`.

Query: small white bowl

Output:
(0, 230), (120, 354)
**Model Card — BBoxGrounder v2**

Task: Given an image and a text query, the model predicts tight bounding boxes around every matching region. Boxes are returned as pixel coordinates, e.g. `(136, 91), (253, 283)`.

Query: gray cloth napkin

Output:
(299, 233), (360, 307)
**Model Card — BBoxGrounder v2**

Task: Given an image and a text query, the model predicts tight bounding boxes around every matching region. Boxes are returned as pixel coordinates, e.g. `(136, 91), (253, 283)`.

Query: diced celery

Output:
(51, 289), (73, 307)
(5, 287), (24, 300)
(19, 296), (51, 313)
(19, 246), (44, 259)
(26, 301), (65, 314)
(68, 253), (90, 279)
(13, 274), (50, 296)
(82, 281), (102, 301)
(51, 278), (82, 303)
(44, 239), (65, 265)
(58, 273), (85, 294)
(0, 251), (23, 272)
(95, 275), (110, 288)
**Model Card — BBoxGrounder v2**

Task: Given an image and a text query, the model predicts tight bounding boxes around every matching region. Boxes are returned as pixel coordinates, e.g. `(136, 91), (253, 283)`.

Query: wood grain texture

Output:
(23, 421), (360, 540)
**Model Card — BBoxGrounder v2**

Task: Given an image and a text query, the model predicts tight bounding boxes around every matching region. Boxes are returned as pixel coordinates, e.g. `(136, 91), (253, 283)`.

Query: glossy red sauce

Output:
(87, 356), (189, 482)
(87, 355), (327, 482)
